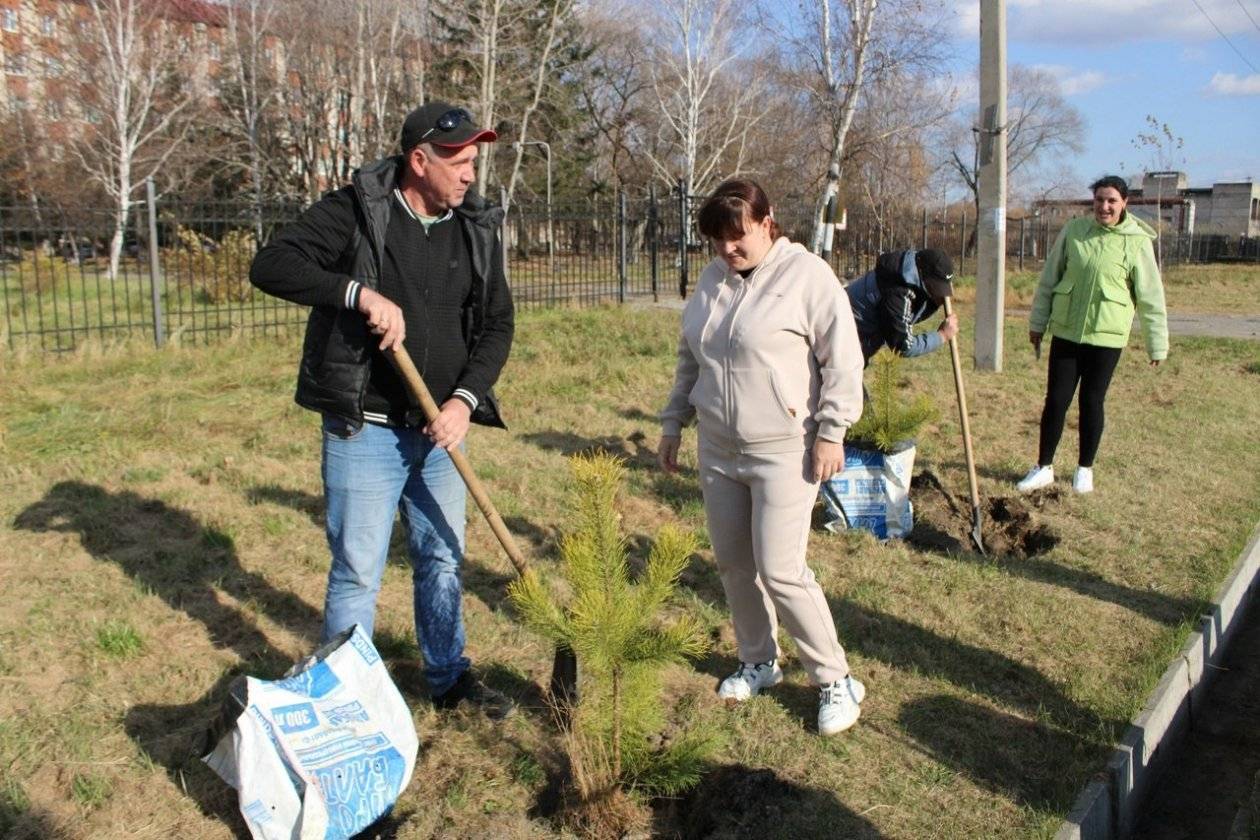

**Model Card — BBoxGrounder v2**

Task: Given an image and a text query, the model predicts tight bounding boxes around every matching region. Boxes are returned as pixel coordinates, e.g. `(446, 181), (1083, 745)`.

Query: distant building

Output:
(1033, 172), (1260, 238)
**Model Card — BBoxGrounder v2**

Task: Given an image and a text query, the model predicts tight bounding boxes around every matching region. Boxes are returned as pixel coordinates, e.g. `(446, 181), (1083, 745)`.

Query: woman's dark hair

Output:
(697, 178), (783, 241)
(1089, 175), (1129, 199)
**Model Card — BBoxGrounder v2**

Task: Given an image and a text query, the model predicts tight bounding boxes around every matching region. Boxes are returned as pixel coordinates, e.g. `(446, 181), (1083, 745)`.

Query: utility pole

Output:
(975, 0), (1007, 371)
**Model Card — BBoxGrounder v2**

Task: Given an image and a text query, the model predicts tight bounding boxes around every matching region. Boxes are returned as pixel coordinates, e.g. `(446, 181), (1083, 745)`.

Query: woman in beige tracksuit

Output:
(658, 179), (867, 736)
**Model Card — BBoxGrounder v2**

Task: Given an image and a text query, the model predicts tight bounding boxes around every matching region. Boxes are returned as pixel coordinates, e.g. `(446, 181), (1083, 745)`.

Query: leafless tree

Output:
(218, 0), (286, 235)
(274, 0), (425, 201)
(69, 0), (195, 278)
(503, 0), (578, 206)
(795, 0), (947, 252)
(572, 11), (651, 192)
(430, 0), (522, 191)
(640, 0), (766, 197)
(948, 64), (1086, 222)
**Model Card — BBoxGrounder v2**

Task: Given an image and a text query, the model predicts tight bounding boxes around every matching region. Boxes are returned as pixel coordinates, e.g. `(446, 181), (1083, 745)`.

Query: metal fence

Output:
(2, 188), (1256, 354)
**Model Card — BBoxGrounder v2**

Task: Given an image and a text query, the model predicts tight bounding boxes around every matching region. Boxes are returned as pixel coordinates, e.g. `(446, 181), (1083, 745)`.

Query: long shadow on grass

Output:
(948, 550), (1197, 627)
(520, 429), (708, 518)
(830, 595), (1117, 738)
(654, 763), (886, 839)
(1, 804), (77, 840)
(521, 430), (657, 470)
(680, 565), (1117, 739)
(898, 694), (1098, 814)
(14, 481), (321, 661)
(13, 481), (311, 835)
(912, 469), (1198, 625)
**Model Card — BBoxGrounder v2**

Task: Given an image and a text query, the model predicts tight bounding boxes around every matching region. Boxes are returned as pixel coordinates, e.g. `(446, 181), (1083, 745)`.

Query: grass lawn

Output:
(1, 298), (1258, 838)
(958, 261), (1260, 313)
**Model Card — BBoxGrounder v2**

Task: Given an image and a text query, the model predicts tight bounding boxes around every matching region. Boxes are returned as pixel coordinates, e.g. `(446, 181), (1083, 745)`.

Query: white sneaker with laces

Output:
(1016, 465), (1054, 493)
(818, 675), (865, 736)
(717, 659), (783, 703)
(1073, 466), (1094, 494)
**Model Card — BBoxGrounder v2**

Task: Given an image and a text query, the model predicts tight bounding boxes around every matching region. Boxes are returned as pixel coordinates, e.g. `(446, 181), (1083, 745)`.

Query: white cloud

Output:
(1030, 64), (1107, 95)
(949, 0), (1253, 44)
(1180, 46), (1209, 62)
(1207, 72), (1260, 95)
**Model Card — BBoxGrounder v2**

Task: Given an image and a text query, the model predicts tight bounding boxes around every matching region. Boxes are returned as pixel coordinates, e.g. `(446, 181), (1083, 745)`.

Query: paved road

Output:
(1163, 313), (1260, 340)
(1005, 308), (1260, 340)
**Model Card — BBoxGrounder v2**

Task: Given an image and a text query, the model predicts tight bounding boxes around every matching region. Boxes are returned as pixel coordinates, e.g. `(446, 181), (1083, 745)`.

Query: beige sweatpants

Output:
(698, 434), (850, 685)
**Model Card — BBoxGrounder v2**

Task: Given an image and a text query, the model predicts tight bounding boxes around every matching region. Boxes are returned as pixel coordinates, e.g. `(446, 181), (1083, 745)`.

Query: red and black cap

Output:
(399, 101), (497, 153)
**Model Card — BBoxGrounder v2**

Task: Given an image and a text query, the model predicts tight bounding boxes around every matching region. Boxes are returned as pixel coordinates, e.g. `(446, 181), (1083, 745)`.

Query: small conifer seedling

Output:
(847, 348), (938, 452)
(509, 453), (715, 831)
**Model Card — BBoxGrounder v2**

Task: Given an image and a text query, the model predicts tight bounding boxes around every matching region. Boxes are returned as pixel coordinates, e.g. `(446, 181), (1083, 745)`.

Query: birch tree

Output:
(220, 0), (285, 235)
(806, 0), (878, 252)
(503, 0), (576, 205)
(431, 0), (520, 191)
(70, 0), (194, 279)
(277, 0), (424, 200)
(798, 0), (944, 251)
(643, 0), (764, 197)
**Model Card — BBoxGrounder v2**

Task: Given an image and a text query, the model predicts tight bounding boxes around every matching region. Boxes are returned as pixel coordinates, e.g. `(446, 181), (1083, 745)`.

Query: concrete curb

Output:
(1055, 522), (1260, 840)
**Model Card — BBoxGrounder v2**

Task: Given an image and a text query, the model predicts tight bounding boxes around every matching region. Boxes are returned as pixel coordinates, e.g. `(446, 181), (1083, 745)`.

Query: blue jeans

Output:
(320, 416), (469, 695)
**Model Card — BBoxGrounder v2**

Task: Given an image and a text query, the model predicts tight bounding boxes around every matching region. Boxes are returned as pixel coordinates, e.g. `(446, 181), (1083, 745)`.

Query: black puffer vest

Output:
(294, 156), (506, 428)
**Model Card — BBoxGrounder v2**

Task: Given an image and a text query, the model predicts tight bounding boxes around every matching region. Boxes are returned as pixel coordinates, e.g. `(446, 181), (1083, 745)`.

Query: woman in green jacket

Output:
(1017, 175), (1168, 494)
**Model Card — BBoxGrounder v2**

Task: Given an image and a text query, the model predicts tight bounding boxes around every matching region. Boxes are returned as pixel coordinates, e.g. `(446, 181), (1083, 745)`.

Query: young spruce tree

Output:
(508, 453), (714, 819)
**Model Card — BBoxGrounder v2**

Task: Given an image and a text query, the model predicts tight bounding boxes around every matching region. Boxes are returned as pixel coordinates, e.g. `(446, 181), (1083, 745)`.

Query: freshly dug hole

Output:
(907, 470), (1060, 558)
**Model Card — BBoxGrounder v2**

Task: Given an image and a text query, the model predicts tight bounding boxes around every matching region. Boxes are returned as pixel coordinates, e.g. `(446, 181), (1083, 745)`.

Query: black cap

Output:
(915, 249), (955, 300)
(399, 101), (497, 153)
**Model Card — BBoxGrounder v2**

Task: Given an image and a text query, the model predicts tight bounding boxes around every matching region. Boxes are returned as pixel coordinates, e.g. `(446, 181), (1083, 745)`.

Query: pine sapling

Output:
(509, 453), (714, 818)
(847, 348), (938, 453)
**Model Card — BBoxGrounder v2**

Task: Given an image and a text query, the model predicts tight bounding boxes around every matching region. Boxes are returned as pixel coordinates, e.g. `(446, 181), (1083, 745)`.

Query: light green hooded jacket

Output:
(1029, 213), (1169, 360)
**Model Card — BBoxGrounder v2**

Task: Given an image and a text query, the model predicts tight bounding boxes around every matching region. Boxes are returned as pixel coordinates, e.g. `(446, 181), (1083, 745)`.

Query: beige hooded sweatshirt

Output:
(660, 237), (864, 454)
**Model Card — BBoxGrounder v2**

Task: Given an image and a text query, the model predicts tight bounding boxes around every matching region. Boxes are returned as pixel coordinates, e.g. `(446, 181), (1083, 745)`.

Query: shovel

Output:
(942, 298), (986, 555)
(387, 346), (580, 708)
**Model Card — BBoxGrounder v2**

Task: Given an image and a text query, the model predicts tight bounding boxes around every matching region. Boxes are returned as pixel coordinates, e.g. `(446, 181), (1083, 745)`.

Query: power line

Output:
(1235, 0), (1260, 36)
(1188, 0), (1260, 73)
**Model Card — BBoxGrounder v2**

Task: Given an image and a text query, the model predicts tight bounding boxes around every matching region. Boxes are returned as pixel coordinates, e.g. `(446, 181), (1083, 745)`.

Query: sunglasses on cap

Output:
(419, 108), (474, 143)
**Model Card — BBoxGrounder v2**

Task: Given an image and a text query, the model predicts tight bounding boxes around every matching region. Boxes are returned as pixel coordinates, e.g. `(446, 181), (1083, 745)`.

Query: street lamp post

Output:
(513, 140), (553, 262)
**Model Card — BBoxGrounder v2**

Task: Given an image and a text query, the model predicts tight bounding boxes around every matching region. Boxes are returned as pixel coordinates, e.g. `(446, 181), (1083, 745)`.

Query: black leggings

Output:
(1038, 337), (1123, 468)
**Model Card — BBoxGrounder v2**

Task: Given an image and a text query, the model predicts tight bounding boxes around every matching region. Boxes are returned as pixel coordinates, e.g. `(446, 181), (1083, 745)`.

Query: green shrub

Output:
(847, 348), (938, 453)
(166, 226), (256, 304)
(14, 249), (76, 295)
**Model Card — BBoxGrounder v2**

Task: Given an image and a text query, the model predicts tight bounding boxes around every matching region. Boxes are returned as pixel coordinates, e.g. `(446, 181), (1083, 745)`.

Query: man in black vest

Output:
(250, 102), (515, 717)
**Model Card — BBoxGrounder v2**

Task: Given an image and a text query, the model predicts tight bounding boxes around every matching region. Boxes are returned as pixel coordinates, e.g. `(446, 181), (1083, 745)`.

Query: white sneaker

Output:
(1016, 465), (1054, 493)
(717, 659), (783, 702)
(1073, 466), (1094, 494)
(818, 675), (865, 736)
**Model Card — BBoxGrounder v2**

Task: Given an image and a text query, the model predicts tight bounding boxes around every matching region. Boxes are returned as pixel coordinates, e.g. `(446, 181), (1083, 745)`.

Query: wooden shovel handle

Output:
(943, 298), (982, 512)
(387, 346), (531, 579)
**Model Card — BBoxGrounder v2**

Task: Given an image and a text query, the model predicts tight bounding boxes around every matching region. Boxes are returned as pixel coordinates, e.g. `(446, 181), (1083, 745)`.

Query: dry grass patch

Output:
(0, 302), (1257, 838)
(950, 261), (1260, 315)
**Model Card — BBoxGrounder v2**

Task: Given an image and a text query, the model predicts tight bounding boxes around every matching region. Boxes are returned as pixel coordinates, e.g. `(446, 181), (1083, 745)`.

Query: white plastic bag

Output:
(819, 442), (916, 539)
(203, 626), (419, 840)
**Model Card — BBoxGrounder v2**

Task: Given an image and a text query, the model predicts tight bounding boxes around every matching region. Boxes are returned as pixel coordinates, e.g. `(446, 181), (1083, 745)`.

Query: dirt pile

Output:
(907, 470), (1060, 558)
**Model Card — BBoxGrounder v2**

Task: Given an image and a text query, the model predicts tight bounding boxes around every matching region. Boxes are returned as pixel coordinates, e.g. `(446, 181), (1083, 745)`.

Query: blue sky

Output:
(948, 0), (1260, 192)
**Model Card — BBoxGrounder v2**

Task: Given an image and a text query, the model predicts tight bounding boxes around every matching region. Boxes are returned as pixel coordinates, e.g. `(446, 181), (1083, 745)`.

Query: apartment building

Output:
(1, 0), (231, 159)
(1034, 171), (1260, 238)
